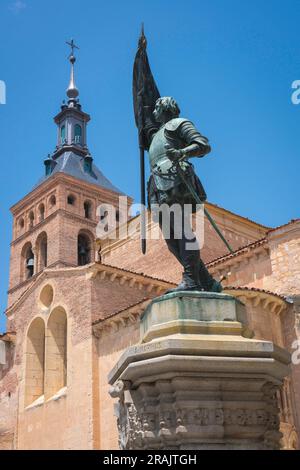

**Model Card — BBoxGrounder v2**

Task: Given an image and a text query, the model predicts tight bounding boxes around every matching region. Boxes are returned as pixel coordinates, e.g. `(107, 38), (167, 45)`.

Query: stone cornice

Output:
(86, 263), (174, 293)
(207, 220), (300, 275)
(92, 299), (151, 338)
(54, 107), (91, 124)
(10, 172), (130, 215)
(207, 238), (269, 275)
(267, 219), (300, 242)
(91, 287), (290, 340)
(224, 287), (290, 315)
(6, 262), (174, 317)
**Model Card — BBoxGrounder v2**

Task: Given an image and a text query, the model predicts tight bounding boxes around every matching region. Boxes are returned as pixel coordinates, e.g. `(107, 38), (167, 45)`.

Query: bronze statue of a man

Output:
(145, 97), (221, 293)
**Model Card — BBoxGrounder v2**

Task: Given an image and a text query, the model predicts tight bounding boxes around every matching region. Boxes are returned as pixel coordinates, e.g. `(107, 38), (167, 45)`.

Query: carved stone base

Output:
(108, 292), (290, 450)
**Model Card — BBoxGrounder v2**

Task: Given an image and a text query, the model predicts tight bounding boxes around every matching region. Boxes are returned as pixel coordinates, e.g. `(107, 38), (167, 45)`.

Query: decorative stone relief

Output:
(110, 379), (284, 450)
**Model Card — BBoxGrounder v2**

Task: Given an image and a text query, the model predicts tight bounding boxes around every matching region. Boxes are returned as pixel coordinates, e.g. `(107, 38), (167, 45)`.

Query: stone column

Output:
(108, 292), (291, 450)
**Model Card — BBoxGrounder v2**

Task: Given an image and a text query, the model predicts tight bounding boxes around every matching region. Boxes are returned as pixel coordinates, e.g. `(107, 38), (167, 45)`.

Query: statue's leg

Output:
(178, 211), (202, 289)
(179, 210), (222, 293)
(160, 209), (203, 292)
(158, 211), (182, 265)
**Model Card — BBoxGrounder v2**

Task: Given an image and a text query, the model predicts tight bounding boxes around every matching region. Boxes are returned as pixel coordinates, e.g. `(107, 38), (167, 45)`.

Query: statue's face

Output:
(153, 97), (179, 123)
(153, 101), (164, 123)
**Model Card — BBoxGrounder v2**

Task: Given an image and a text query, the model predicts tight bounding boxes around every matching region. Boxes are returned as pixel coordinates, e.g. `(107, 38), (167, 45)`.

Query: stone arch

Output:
(25, 317), (45, 407)
(36, 231), (48, 272)
(45, 307), (67, 399)
(77, 229), (94, 266)
(21, 242), (34, 281)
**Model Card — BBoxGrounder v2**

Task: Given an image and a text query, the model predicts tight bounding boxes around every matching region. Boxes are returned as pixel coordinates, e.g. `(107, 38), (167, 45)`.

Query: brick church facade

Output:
(0, 51), (300, 450)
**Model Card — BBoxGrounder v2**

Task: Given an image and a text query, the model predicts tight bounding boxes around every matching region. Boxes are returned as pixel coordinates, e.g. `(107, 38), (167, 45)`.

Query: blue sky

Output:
(0, 0), (299, 331)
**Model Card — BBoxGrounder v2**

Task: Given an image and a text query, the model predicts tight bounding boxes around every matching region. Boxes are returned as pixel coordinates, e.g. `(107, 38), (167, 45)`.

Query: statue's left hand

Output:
(165, 146), (183, 161)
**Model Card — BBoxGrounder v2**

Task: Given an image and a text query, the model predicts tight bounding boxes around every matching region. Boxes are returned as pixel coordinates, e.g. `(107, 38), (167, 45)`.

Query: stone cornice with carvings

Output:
(224, 287), (290, 315)
(92, 286), (291, 339)
(86, 262), (174, 294)
(92, 298), (151, 338)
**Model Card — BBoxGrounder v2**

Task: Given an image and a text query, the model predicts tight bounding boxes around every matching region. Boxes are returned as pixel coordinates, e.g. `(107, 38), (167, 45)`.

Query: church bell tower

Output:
(7, 40), (125, 309)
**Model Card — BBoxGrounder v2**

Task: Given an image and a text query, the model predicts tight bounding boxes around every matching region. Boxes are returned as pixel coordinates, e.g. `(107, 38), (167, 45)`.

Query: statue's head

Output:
(153, 97), (180, 123)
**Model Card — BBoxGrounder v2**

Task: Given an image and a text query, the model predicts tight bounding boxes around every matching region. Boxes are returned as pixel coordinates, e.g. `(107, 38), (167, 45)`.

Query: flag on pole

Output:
(133, 25), (160, 150)
(132, 26), (160, 254)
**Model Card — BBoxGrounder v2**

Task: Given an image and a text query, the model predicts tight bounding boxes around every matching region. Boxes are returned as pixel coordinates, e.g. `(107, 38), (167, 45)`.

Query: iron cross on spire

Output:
(66, 39), (79, 57)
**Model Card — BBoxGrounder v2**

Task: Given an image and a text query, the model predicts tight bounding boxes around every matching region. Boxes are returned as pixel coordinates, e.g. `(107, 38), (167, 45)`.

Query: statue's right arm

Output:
(179, 121), (211, 158)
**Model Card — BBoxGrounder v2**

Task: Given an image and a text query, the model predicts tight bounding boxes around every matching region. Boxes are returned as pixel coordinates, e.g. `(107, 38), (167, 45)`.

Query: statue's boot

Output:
(198, 258), (223, 293)
(165, 261), (204, 294)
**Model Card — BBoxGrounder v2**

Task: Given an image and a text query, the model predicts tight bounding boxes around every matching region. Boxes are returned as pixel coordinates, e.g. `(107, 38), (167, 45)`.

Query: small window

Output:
(39, 204), (45, 222)
(116, 210), (120, 223)
(84, 201), (92, 219)
(74, 124), (82, 144)
(78, 233), (92, 266)
(21, 243), (35, 281)
(19, 218), (25, 229)
(29, 211), (34, 229)
(49, 195), (56, 207)
(61, 125), (66, 144)
(36, 232), (47, 271)
(67, 194), (76, 205)
(26, 248), (35, 279)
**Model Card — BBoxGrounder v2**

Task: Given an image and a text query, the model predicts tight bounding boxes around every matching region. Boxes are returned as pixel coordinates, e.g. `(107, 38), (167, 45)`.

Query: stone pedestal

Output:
(108, 292), (290, 450)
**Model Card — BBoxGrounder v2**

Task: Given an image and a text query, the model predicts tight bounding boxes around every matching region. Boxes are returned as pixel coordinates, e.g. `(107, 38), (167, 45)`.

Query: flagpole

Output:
(139, 25), (147, 255)
(139, 142), (146, 255)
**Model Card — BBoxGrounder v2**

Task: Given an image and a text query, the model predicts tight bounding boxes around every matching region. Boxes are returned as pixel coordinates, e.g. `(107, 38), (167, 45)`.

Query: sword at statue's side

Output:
(175, 160), (235, 255)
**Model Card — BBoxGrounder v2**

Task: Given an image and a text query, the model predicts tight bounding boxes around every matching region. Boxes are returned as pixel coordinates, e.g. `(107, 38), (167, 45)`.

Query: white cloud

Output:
(9, 1), (27, 14)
